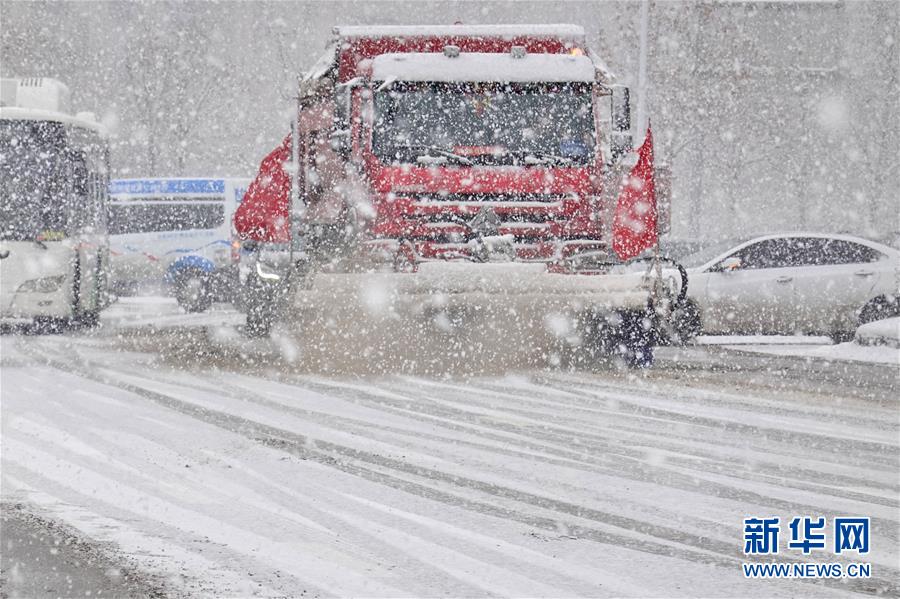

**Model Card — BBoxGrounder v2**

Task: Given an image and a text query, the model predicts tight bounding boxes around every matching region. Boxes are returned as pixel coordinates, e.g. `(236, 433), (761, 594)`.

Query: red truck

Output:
(234, 24), (680, 367)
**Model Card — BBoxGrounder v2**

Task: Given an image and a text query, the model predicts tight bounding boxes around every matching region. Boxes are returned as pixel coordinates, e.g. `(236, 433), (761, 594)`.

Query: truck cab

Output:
(235, 25), (641, 265)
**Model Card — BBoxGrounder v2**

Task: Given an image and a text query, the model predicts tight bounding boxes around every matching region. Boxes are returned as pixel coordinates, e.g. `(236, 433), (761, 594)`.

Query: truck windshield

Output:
(373, 82), (594, 165)
(0, 119), (72, 240)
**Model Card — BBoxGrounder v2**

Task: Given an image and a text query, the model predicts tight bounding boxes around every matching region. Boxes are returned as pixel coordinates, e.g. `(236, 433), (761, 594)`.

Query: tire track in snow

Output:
(23, 337), (900, 547)
(108, 360), (900, 543)
(6, 346), (558, 596)
(419, 373), (900, 502)
(16, 337), (899, 597)
(287, 373), (900, 524)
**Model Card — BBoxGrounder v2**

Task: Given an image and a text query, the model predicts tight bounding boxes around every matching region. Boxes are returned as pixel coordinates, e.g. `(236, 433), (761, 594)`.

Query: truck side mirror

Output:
(610, 84), (632, 163)
(331, 84), (352, 160)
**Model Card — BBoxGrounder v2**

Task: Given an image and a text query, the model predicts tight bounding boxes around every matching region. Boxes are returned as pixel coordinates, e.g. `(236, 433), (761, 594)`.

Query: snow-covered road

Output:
(2, 300), (898, 597)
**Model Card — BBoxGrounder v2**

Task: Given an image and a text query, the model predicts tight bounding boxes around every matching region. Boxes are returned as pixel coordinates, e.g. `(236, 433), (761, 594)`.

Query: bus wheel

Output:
(76, 310), (100, 328)
(174, 269), (212, 313)
(32, 316), (67, 335)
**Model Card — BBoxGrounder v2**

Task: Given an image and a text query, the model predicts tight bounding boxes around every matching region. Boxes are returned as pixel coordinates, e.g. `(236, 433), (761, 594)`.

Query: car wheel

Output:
(174, 269), (212, 313)
(859, 295), (900, 326)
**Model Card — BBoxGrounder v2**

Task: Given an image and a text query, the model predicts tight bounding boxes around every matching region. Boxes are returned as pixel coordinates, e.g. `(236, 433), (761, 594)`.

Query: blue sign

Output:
(109, 179), (226, 195)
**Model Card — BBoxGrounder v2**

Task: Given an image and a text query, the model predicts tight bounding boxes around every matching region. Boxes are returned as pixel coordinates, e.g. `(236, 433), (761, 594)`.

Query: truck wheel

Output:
(244, 275), (276, 337)
(579, 310), (655, 368)
(174, 269), (212, 313)
(615, 310), (656, 368)
(245, 307), (272, 337)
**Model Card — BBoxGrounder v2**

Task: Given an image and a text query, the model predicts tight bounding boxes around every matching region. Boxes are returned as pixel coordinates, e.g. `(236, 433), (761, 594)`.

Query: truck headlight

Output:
(18, 275), (67, 293)
(255, 261), (282, 281)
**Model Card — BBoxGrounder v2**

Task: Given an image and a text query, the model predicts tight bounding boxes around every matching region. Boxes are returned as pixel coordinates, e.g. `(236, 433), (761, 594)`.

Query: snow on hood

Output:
(371, 52), (595, 84)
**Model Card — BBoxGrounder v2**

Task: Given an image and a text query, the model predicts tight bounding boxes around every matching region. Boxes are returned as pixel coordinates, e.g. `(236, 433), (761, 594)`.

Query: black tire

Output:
(616, 310), (656, 368)
(830, 329), (854, 343)
(580, 309), (656, 368)
(245, 308), (272, 337)
(76, 310), (100, 329)
(858, 295), (899, 326)
(174, 269), (213, 313)
(243, 275), (277, 337)
(32, 316), (67, 334)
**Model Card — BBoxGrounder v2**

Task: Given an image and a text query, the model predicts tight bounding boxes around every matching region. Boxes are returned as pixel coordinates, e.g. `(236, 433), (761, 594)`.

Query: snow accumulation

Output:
(709, 321), (900, 366)
(725, 340), (899, 365)
(855, 316), (900, 348)
(4, 326), (897, 597)
(334, 24), (586, 41)
(697, 335), (833, 346)
(371, 52), (595, 84)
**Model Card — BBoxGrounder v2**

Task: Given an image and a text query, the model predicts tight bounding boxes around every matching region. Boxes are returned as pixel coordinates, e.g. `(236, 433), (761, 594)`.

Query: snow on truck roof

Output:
(371, 52), (595, 83)
(334, 24), (585, 40)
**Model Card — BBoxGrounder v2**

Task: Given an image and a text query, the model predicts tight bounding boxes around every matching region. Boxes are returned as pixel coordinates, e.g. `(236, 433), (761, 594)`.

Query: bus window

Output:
(107, 201), (225, 235)
(0, 119), (70, 240)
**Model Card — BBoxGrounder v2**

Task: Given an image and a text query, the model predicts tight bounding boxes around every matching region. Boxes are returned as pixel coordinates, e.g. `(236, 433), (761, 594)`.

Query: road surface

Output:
(2, 299), (898, 597)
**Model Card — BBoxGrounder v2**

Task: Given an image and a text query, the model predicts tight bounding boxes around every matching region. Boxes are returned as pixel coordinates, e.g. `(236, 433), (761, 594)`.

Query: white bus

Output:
(0, 78), (111, 329)
(108, 177), (249, 312)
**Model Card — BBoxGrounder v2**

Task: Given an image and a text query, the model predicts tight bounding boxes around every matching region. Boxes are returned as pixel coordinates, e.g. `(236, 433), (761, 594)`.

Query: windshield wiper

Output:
(33, 235), (47, 250)
(522, 152), (574, 166)
(412, 146), (473, 166)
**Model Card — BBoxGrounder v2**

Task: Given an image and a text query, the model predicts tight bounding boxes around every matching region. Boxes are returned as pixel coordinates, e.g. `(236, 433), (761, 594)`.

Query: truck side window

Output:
(306, 130), (323, 200)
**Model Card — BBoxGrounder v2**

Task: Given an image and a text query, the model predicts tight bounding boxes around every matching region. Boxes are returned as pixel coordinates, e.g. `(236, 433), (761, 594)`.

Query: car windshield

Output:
(679, 238), (748, 268)
(372, 81), (595, 165)
(0, 119), (72, 240)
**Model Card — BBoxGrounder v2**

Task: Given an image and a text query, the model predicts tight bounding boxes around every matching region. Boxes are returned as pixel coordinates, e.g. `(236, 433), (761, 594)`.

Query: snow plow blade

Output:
(271, 262), (668, 373)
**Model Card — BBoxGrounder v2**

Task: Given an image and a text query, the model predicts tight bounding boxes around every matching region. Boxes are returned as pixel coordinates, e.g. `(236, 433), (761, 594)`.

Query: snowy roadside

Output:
(697, 331), (900, 366)
(855, 316), (900, 349)
(4, 331), (897, 597)
(101, 296), (244, 331)
(1, 503), (170, 598)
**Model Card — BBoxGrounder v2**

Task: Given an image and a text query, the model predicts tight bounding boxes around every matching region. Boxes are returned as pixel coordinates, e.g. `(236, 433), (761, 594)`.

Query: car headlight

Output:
(18, 274), (67, 293)
(255, 260), (282, 281)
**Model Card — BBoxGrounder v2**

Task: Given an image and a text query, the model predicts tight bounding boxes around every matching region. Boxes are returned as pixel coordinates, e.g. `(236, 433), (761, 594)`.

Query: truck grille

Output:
(372, 192), (583, 259)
